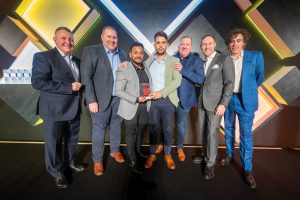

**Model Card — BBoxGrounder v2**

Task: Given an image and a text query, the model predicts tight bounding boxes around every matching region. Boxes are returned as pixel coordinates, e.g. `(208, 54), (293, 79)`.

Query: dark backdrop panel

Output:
(0, 0), (299, 147)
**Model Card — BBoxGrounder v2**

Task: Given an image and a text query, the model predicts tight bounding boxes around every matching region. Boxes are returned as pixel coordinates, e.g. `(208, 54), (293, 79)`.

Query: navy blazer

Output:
(240, 50), (264, 112)
(177, 53), (205, 109)
(31, 48), (81, 121)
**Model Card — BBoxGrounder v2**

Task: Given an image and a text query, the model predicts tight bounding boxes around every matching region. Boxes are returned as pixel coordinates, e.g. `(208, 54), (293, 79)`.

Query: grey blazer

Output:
(80, 44), (128, 112)
(199, 52), (235, 112)
(115, 62), (152, 120)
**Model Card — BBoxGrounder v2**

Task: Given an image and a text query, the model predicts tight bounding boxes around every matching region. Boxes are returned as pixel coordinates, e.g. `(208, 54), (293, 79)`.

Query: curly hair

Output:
(225, 28), (251, 46)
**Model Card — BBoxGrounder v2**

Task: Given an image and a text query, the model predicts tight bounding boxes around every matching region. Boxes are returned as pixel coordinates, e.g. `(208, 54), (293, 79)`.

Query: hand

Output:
(89, 102), (99, 113)
(138, 96), (146, 103)
(214, 105), (226, 116)
(173, 62), (183, 72)
(72, 82), (82, 91)
(119, 61), (129, 68)
(149, 91), (162, 100)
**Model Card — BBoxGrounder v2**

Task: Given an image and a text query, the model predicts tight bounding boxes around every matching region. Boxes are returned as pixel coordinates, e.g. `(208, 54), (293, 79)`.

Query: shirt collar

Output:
(104, 45), (118, 54)
(56, 47), (73, 59)
(205, 51), (217, 61)
(154, 54), (166, 62)
(231, 50), (244, 60)
(132, 61), (144, 70)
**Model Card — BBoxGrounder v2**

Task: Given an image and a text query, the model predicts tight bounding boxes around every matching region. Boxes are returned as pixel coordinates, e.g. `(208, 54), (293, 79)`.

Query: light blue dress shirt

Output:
(149, 56), (166, 92)
(104, 46), (121, 96)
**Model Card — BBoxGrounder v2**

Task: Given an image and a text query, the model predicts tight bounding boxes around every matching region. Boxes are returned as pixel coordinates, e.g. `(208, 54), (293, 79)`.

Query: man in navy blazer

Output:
(31, 27), (84, 189)
(221, 28), (264, 189)
(174, 35), (204, 161)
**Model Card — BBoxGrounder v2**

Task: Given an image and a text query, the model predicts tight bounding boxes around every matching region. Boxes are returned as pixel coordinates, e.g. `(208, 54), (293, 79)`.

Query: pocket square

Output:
(212, 64), (219, 69)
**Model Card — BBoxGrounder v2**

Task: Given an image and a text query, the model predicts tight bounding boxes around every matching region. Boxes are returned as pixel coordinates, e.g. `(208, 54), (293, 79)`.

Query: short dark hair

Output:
(101, 26), (117, 35)
(226, 28), (251, 46)
(55, 27), (72, 34)
(154, 31), (168, 41)
(130, 42), (144, 51)
(201, 34), (216, 42)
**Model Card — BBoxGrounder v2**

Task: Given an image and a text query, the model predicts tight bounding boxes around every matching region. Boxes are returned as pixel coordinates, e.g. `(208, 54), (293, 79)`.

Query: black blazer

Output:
(31, 48), (81, 121)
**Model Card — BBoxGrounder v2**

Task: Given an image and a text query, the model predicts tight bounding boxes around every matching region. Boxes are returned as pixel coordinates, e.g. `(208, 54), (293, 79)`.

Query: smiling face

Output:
(228, 33), (245, 57)
(154, 36), (168, 55)
(201, 35), (216, 58)
(178, 37), (192, 58)
(101, 28), (118, 52)
(53, 29), (74, 55)
(130, 46), (144, 66)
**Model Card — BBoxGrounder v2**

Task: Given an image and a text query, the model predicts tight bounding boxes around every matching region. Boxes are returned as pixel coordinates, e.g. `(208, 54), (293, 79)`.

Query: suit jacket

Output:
(145, 54), (182, 107)
(80, 44), (128, 112)
(177, 53), (205, 109)
(115, 62), (152, 120)
(240, 50), (264, 112)
(199, 52), (235, 112)
(31, 48), (81, 121)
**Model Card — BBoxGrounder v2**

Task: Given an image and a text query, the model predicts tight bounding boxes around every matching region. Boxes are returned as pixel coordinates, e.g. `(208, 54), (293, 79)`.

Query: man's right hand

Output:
(89, 102), (99, 113)
(138, 96), (146, 103)
(72, 82), (82, 91)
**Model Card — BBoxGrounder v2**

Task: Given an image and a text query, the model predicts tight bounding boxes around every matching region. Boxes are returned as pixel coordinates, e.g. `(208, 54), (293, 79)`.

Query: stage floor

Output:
(0, 143), (299, 200)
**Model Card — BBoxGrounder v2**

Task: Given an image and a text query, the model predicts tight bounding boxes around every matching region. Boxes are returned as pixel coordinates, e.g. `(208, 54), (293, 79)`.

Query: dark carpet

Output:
(0, 143), (300, 200)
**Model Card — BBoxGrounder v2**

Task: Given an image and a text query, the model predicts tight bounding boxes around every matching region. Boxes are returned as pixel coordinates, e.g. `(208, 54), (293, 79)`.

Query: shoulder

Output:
(166, 54), (179, 63)
(244, 50), (262, 57)
(83, 44), (104, 53)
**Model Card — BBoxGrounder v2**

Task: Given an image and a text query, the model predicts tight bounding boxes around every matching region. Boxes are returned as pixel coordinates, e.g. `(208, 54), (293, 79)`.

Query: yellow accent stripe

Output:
(34, 118), (43, 126)
(263, 84), (288, 105)
(245, 0), (265, 15)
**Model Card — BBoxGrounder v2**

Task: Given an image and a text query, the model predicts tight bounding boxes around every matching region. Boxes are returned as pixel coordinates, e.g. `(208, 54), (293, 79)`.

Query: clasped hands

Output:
(138, 91), (162, 103)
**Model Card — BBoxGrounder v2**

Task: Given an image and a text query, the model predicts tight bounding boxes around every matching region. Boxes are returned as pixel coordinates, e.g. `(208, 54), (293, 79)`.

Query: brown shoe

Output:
(94, 162), (103, 176)
(144, 155), (157, 169)
(155, 145), (163, 154)
(177, 149), (186, 161)
(110, 152), (125, 163)
(164, 155), (175, 169)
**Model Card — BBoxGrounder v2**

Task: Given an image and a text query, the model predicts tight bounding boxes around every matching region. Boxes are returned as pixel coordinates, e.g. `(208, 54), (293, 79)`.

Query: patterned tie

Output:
(67, 56), (79, 81)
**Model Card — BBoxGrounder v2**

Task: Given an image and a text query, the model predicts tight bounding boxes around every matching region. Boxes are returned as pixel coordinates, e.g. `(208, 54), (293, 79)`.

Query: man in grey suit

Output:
(193, 35), (234, 180)
(80, 26), (128, 176)
(115, 42), (151, 174)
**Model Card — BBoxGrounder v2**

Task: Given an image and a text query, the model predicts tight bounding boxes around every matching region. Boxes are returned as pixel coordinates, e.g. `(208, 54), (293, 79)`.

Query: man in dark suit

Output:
(174, 35), (205, 161)
(193, 35), (234, 180)
(221, 28), (264, 189)
(80, 26), (128, 176)
(31, 27), (84, 189)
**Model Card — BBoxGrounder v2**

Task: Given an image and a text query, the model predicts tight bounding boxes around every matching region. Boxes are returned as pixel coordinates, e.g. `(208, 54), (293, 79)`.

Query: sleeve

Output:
(31, 52), (72, 94)
(181, 56), (205, 84)
(80, 47), (97, 104)
(115, 67), (137, 104)
(255, 51), (264, 87)
(218, 56), (235, 107)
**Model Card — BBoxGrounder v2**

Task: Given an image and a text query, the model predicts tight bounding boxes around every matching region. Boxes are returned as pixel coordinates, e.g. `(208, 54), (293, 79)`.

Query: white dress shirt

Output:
(232, 50), (244, 93)
(204, 51), (217, 75)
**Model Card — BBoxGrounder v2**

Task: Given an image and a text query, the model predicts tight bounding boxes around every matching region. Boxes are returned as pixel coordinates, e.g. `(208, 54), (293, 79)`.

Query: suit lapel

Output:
(53, 48), (75, 81)
(206, 52), (220, 76)
(241, 50), (251, 86)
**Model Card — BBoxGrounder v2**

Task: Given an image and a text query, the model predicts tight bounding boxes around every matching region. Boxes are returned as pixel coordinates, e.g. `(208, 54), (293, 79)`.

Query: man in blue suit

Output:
(221, 28), (264, 189)
(174, 35), (204, 161)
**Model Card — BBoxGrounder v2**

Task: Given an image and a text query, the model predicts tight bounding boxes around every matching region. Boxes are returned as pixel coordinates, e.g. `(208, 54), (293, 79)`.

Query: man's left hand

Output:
(119, 61), (129, 68)
(214, 105), (226, 116)
(174, 62), (183, 72)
